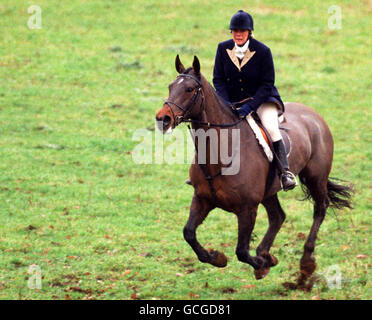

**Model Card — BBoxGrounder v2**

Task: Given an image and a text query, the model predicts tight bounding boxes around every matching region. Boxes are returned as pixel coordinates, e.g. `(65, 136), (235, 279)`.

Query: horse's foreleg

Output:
(183, 193), (227, 268)
(254, 194), (286, 279)
(235, 205), (266, 271)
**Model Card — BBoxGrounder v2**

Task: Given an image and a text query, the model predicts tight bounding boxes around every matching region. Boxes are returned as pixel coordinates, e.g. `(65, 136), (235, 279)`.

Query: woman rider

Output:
(213, 10), (297, 191)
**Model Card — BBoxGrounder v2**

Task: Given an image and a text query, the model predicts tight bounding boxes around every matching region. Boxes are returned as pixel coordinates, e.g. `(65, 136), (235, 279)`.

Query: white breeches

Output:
(256, 102), (282, 142)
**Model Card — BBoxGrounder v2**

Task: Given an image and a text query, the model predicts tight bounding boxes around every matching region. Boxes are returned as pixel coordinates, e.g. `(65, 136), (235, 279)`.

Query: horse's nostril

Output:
(155, 115), (172, 131)
(163, 115), (171, 126)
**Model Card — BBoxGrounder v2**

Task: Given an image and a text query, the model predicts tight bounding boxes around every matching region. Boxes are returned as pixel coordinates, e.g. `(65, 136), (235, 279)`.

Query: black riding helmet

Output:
(229, 10), (254, 30)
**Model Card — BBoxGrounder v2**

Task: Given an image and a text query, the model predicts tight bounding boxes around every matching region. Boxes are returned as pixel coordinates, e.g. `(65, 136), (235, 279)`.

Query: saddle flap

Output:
(247, 113), (291, 162)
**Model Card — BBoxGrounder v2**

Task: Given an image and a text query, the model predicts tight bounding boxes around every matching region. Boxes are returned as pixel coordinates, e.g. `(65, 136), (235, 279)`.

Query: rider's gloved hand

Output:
(223, 99), (233, 109)
(237, 102), (253, 118)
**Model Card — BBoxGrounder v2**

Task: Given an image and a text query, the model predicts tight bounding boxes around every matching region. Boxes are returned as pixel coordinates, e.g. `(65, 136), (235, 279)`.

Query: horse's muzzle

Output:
(155, 114), (172, 132)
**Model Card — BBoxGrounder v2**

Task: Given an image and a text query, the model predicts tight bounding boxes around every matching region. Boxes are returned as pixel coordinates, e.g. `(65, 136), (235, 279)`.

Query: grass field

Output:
(0, 0), (371, 300)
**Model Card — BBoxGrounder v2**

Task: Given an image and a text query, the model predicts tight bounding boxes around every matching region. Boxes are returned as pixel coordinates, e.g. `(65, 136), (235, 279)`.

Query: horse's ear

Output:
(175, 54), (186, 74)
(192, 56), (200, 75)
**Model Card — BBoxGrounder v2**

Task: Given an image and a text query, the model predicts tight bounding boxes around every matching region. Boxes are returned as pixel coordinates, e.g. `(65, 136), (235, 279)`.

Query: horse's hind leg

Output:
(254, 194), (286, 279)
(183, 193), (227, 268)
(298, 172), (330, 289)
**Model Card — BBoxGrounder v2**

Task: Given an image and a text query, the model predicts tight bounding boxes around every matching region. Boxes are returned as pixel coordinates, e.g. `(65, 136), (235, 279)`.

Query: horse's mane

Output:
(202, 76), (238, 119)
(180, 68), (237, 119)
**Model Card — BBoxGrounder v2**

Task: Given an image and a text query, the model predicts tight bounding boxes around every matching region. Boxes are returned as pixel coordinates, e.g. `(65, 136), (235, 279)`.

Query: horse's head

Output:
(155, 55), (204, 133)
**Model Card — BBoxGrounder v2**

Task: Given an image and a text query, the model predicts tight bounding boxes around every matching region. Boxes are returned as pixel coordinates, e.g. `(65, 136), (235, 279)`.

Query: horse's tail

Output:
(300, 177), (353, 209)
(326, 178), (353, 209)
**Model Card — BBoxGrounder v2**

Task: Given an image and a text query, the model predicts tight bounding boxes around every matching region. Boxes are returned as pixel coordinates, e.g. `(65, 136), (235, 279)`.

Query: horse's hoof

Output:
(282, 281), (298, 290)
(258, 252), (278, 268)
(208, 249), (228, 268)
(300, 259), (317, 277)
(297, 257), (318, 291)
(265, 253), (278, 267)
(254, 267), (270, 280)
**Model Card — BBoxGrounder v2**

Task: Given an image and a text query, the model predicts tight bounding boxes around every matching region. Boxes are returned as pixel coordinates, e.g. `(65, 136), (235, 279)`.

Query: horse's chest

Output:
(193, 178), (236, 206)
(194, 181), (214, 199)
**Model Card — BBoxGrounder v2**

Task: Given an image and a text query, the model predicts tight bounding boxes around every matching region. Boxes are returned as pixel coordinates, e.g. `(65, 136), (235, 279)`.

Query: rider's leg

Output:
(256, 102), (283, 142)
(256, 103), (297, 191)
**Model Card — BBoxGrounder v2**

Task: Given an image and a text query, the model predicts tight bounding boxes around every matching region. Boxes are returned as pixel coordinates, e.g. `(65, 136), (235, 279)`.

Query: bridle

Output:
(164, 73), (244, 128)
(164, 73), (204, 126)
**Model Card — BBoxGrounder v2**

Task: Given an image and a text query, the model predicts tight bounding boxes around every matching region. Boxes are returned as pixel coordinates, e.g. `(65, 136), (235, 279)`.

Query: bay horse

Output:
(155, 55), (352, 289)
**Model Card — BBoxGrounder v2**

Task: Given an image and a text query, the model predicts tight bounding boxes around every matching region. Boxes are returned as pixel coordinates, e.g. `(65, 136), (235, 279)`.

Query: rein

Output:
(183, 118), (244, 128)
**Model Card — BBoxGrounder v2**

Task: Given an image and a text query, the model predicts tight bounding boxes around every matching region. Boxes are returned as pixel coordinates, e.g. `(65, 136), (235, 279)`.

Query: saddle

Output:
(251, 112), (291, 157)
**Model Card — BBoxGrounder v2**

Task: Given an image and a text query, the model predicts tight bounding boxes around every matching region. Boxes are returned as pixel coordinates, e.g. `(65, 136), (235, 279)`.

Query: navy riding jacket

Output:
(213, 38), (284, 111)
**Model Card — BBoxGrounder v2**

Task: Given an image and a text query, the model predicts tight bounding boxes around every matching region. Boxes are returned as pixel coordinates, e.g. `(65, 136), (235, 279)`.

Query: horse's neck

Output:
(190, 78), (251, 173)
(193, 79), (236, 129)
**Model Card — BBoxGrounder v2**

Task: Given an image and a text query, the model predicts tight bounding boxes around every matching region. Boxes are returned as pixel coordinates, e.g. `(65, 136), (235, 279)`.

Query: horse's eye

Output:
(186, 87), (194, 93)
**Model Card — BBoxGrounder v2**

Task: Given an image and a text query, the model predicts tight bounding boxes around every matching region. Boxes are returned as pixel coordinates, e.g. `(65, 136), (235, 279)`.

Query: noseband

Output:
(164, 74), (204, 126)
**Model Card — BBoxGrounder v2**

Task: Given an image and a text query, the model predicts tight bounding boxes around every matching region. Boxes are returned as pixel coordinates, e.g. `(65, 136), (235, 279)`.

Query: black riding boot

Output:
(273, 140), (297, 191)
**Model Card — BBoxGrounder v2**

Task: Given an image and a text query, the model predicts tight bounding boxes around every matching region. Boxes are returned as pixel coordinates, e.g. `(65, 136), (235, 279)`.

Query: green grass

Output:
(0, 0), (371, 300)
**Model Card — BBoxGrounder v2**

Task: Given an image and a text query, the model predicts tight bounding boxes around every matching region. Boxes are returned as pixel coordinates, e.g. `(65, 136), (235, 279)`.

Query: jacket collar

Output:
(226, 39), (256, 71)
